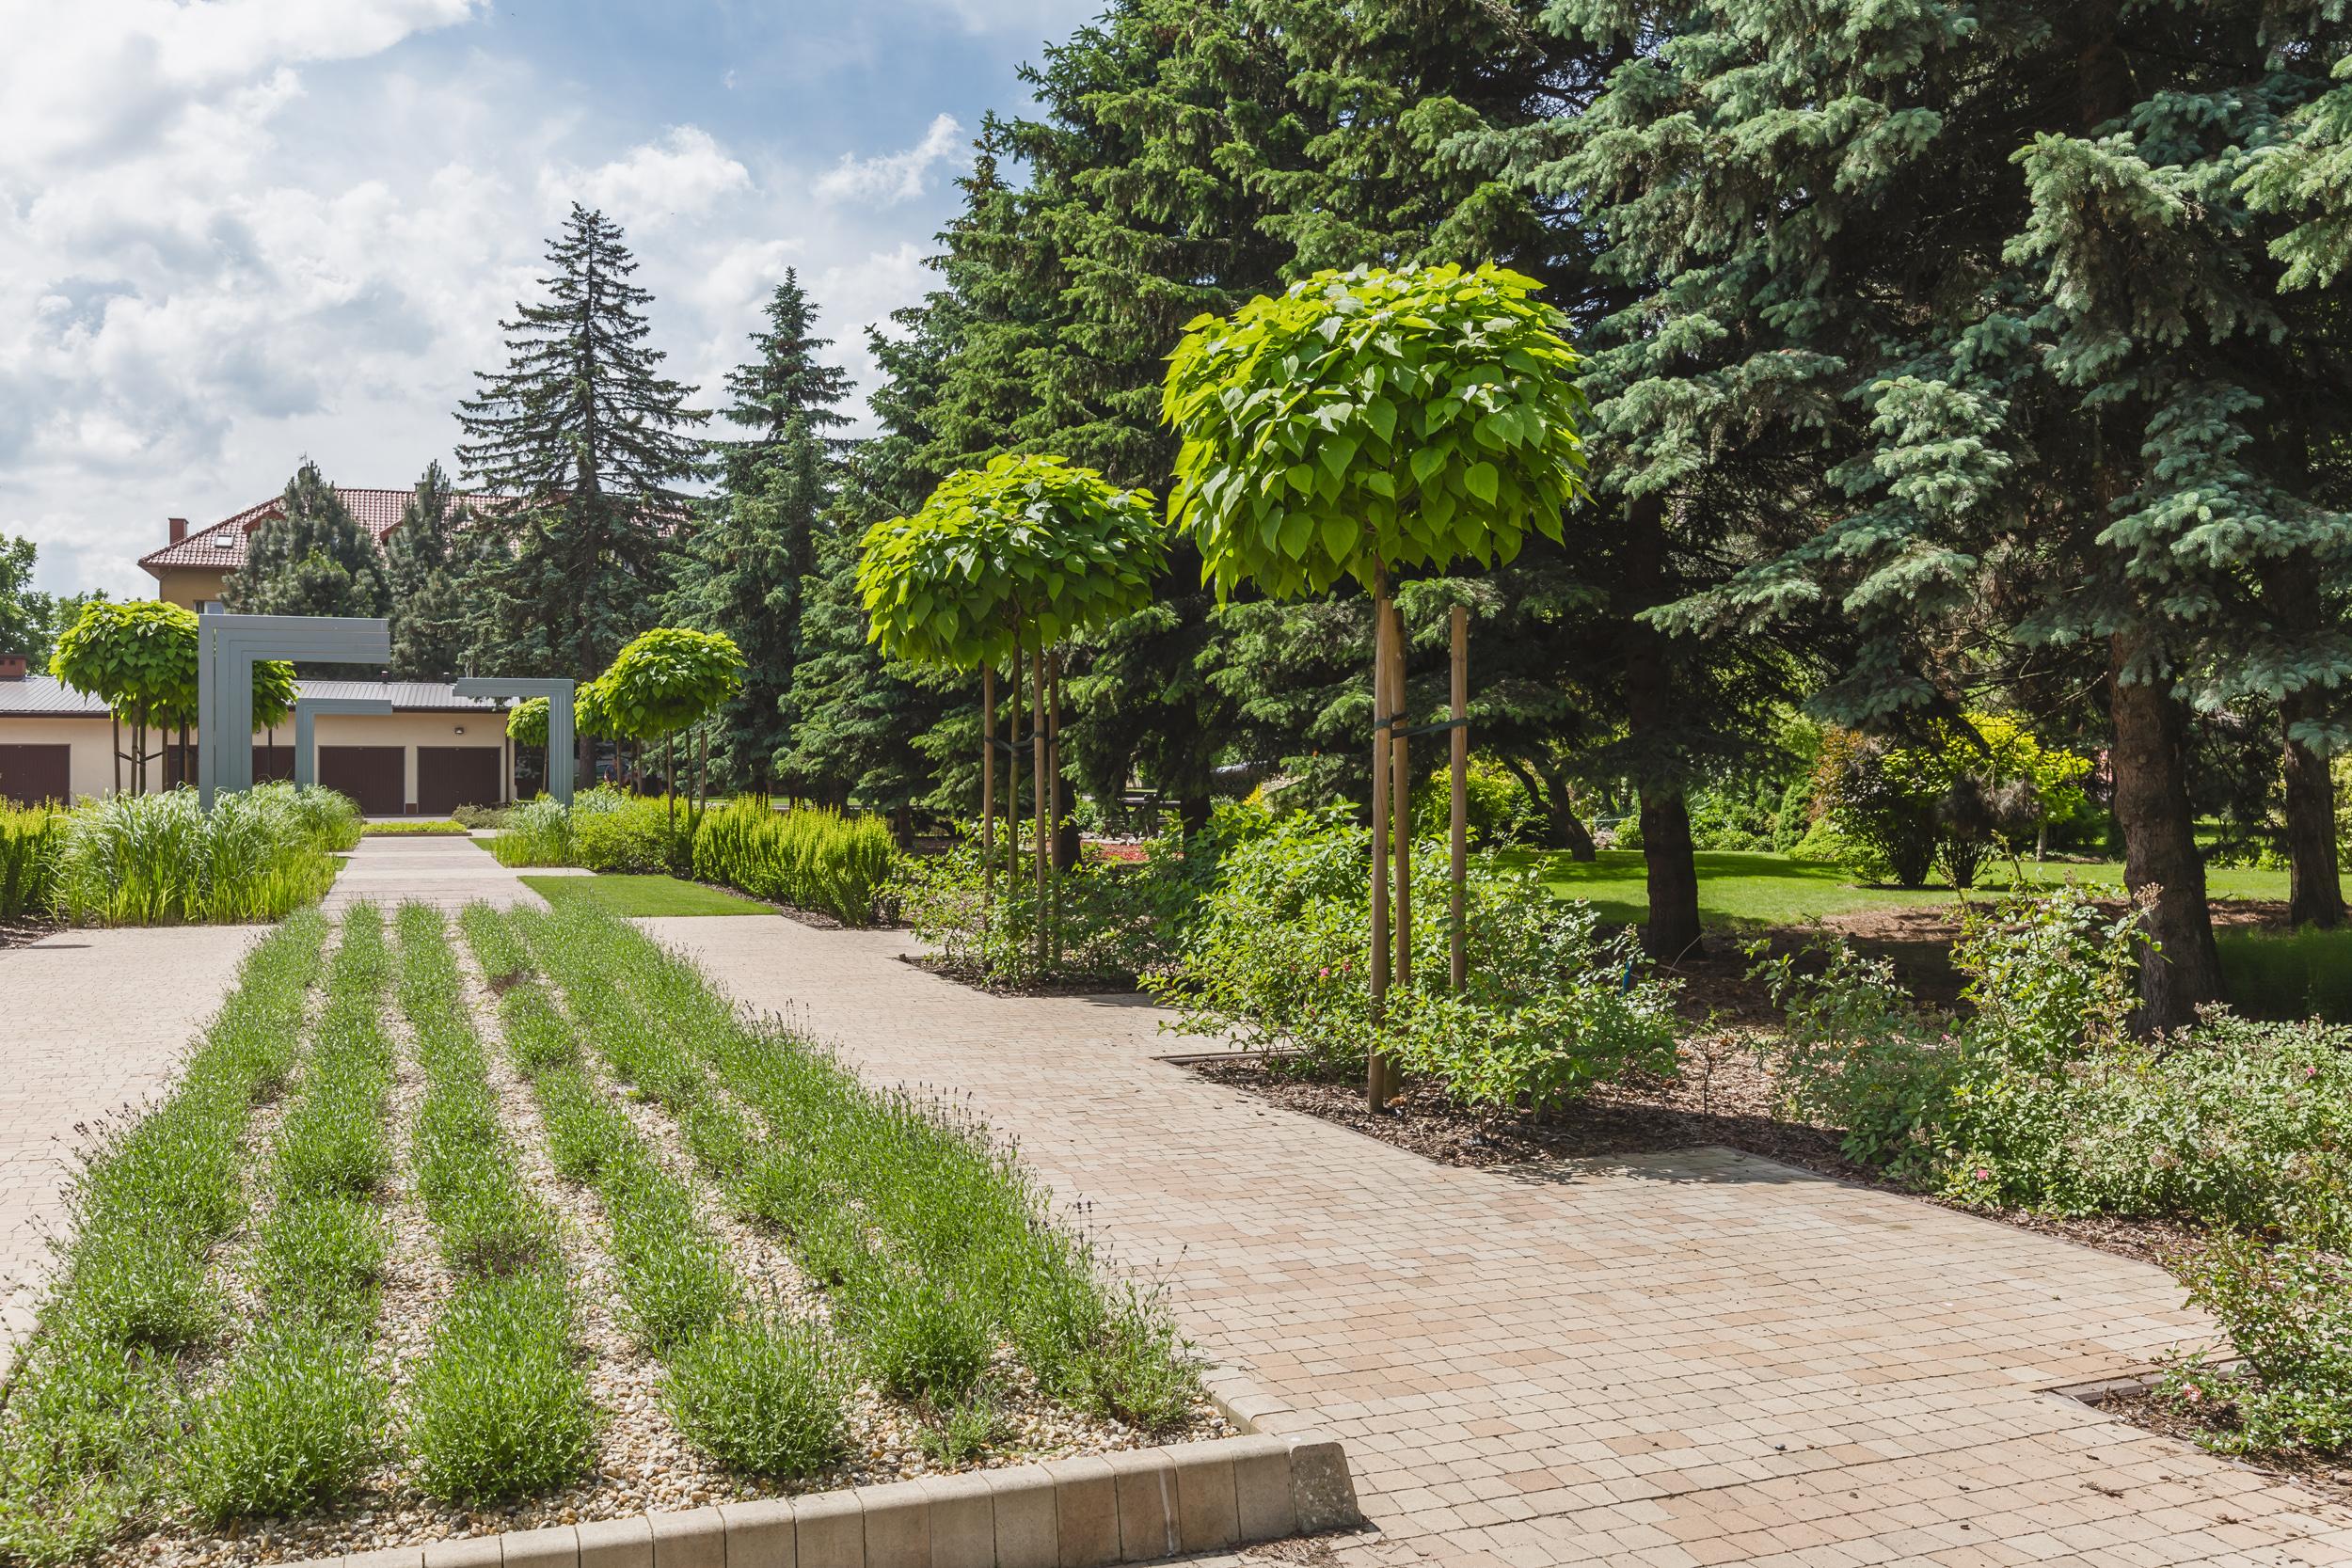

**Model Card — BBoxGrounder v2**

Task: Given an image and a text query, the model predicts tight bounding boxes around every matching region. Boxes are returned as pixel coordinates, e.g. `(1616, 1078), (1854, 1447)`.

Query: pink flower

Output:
(1973, 1167), (1992, 1181)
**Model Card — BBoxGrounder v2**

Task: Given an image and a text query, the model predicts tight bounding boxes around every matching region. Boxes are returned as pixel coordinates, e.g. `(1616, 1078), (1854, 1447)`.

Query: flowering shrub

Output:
(1757, 889), (2352, 1240)
(1150, 808), (1680, 1111)
(2162, 1227), (2352, 1455)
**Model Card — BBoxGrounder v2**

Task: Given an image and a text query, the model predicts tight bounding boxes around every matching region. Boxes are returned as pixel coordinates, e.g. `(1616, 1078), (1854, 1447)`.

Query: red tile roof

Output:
(137, 486), (504, 575)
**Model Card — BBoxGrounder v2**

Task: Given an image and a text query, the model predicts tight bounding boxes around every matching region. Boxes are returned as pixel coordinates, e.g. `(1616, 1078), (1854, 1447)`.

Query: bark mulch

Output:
(2088, 1386), (2352, 1515)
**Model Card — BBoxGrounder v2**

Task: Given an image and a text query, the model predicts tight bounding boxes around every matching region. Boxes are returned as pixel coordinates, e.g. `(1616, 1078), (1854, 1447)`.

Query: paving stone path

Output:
(645, 914), (2352, 1568)
(323, 832), (551, 912)
(0, 925), (262, 1371)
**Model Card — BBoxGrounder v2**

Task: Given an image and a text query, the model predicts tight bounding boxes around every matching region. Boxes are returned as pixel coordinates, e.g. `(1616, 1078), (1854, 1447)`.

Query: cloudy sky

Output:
(0, 0), (1101, 597)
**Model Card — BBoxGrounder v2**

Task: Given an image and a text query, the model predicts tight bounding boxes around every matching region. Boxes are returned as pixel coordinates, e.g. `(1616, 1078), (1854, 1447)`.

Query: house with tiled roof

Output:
(138, 486), (497, 610)
(0, 486), (539, 812)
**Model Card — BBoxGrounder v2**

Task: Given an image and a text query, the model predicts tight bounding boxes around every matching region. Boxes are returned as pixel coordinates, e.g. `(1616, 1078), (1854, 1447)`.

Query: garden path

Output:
(0, 925), (263, 1374)
(323, 832), (550, 912)
(645, 914), (2352, 1568)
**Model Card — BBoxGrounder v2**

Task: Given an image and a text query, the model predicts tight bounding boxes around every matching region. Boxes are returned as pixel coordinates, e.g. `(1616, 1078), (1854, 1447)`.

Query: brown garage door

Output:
(252, 744), (294, 783)
(417, 747), (501, 816)
(0, 745), (71, 805)
(318, 746), (405, 816)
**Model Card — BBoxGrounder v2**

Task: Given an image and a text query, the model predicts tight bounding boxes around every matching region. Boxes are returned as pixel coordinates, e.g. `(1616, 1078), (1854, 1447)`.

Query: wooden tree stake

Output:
(980, 664), (995, 913)
(1389, 596), (1412, 1088)
(1450, 603), (1469, 991)
(1032, 641), (1050, 973)
(1368, 583), (1394, 1110)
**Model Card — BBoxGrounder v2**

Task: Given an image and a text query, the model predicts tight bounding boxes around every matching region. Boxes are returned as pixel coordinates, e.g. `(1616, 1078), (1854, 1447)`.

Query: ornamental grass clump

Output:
(691, 798), (896, 924)
(0, 913), (325, 1563)
(51, 783), (357, 926)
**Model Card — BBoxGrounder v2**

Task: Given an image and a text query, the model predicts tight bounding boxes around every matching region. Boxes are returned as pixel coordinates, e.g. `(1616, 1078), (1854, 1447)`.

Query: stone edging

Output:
(313, 1372), (1359, 1568)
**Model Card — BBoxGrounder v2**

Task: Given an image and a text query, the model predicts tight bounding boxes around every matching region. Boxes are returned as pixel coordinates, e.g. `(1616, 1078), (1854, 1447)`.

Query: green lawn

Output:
(1514, 848), (2292, 928)
(518, 873), (771, 917)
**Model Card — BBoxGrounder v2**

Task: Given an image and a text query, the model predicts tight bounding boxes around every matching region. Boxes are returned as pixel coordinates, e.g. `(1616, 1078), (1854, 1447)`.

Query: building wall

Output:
(147, 567), (232, 610)
(0, 711), (510, 809)
(310, 712), (508, 809)
(0, 716), (119, 800)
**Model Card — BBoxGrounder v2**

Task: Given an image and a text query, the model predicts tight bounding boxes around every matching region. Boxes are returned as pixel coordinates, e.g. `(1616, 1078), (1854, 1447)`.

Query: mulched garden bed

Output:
(1182, 1038), (2206, 1272)
(2088, 1385), (2352, 1514)
(0, 915), (60, 950)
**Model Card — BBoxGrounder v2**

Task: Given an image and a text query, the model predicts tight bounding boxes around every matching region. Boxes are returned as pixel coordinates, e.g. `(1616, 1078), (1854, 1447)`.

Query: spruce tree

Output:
(455, 203), (708, 775)
(386, 461), (474, 682)
(664, 276), (854, 793)
(1564, 0), (2352, 1023)
(223, 461), (393, 674)
(0, 534), (57, 662)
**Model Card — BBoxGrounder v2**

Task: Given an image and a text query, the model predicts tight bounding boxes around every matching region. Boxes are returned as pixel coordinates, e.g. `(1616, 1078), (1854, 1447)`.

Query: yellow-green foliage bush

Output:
(0, 802), (59, 919)
(691, 800), (895, 926)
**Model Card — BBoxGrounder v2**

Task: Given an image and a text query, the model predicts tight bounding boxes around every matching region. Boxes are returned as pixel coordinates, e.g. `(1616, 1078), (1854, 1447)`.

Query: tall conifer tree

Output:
(1564, 0), (2352, 1022)
(224, 460), (392, 622)
(456, 203), (708, 774)
(385, 461), (473, 682)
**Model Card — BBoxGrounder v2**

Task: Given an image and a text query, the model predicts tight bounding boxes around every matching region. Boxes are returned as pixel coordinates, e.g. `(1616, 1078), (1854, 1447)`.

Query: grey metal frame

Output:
(197, 613), (390, 808)
(452, 677), (577, 803)
(293, 696), (394, 788)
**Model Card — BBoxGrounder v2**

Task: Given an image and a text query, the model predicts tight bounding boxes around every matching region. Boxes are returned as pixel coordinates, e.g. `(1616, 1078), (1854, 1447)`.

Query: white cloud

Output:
(0, 9), (985, 599)
(554, 126), (751, 231)
(813, 114), (965, 208)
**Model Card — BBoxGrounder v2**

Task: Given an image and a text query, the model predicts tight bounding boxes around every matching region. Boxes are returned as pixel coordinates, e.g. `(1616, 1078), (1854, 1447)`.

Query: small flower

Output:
(1973, 1167), (1992, 1182)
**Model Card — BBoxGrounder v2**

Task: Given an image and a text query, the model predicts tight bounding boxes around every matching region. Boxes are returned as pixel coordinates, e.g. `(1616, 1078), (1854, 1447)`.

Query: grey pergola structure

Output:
(293, 695), (394, 788)
(453, 677), (578, 804)
(198, 612), (391, 808)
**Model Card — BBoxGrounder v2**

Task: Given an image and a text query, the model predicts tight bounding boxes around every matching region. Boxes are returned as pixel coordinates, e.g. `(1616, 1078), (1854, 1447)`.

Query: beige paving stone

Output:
(644, 914), (2352, 1568)
(0, 922), (262, 1374)
(324, 834), (548, 912)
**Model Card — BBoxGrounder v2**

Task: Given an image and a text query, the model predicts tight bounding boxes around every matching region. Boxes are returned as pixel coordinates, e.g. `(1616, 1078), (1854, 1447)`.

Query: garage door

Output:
(318, 746), (405, 816)
(252, 744), (294, 783)
(417, 746), (501, 816)
(0, 745), (71, 805)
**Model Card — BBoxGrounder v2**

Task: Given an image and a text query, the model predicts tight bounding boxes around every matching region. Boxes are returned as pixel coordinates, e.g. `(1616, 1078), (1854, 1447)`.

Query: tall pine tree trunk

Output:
(2281, 707), (2344, 928)
(1623, 498), (1702, 960)
(2265, 562), (2344, 928)
(2107, 633), (2224, 1028)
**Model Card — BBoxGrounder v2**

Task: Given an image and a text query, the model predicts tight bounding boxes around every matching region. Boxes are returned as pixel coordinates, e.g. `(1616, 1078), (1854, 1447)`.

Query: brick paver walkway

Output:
(646, 914), (2352, 1568)
(0, 925), (262, 1370)
(324, 834), (549, 912)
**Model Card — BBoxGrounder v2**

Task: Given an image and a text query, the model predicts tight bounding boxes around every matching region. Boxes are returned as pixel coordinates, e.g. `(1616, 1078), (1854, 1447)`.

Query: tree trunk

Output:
(1638, 790), (1703, 962)
(1031, 642), (1049, 974)
(980, 665), (995, 914)
(2281, 710), (2344, 928)
(1499, 754), (1597, 859)
(2107, 634), (2224, 1028)
(1050, 657), (1079, 872)
(1622, 497), (1702, 959)
(1449, 604), (1468, 992)
(112, 713), (121, 797)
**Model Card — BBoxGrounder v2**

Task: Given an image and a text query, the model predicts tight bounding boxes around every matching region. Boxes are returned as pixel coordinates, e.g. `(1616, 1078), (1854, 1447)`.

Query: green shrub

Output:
(0, 802), (59, 918)
(891, 831), (1206, 987)
(2162, 1227), (2352, 1454)
(1757, 890), (2352, 1240)
(841, 1269), (993, 1400)
(178, 1324), (380, 1523)
(1151, 807), (1680, 1109)
(405, 1270), (596, 1503)
(692, 799), (896, 924)
(253, 1196), (389, 1331)
(662, 1319), (847, 1478)
(50, 784), (356, 925)
(571, 790), (689, 874)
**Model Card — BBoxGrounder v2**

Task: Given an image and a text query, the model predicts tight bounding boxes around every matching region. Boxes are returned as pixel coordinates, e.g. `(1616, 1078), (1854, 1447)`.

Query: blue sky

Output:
(0, 0), (1104, 596)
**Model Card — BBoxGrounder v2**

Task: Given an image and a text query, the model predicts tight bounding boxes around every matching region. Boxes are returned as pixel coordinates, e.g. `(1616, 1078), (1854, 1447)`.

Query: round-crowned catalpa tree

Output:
(51, 600), (297, 797)
(1163, 261), (1590, 1108)
(859, 452), (1166, 963)
(596, 627), (745, 825)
